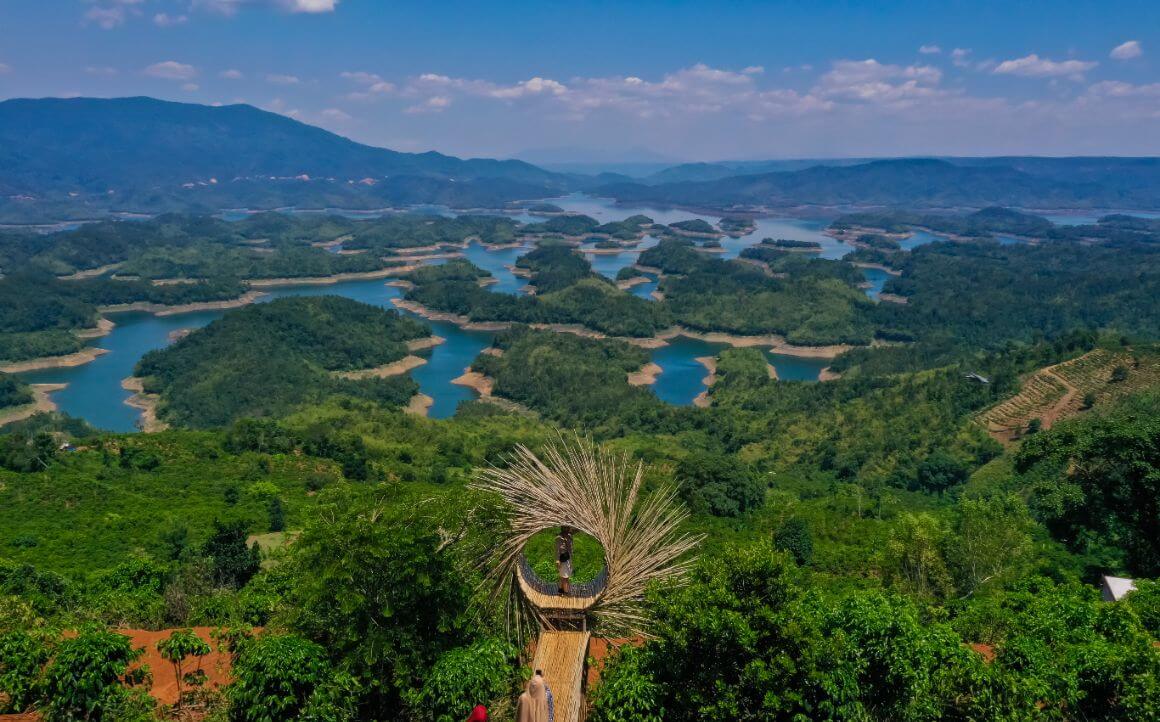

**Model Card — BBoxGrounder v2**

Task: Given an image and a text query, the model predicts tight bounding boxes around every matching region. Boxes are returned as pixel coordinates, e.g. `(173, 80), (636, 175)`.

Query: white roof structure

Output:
(1100, 575), (1137, 602)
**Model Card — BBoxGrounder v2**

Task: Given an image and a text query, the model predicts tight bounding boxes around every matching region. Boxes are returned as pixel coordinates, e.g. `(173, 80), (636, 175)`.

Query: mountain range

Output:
(598, 158), (1160, 211)
(2, 96), (1158, 222)
(0, 96), (575, 222)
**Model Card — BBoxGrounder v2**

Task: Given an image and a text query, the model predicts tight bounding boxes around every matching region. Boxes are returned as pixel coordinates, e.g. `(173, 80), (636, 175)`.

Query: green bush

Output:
(405, 638), (517, 722)
(40, 627), (150, 722)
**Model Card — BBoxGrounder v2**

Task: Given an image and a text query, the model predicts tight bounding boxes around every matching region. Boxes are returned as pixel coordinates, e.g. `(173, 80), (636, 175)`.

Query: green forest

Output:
(1, 202), (1159, 721)
(133, 296), (429, 427)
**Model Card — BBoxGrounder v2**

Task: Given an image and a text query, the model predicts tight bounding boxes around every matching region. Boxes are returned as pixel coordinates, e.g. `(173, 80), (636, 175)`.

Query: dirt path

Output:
(1038, 368), (1080, 431)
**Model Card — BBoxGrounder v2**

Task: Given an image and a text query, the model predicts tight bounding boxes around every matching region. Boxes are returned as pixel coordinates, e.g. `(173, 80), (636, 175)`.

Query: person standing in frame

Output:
(555, 525), (574, 595)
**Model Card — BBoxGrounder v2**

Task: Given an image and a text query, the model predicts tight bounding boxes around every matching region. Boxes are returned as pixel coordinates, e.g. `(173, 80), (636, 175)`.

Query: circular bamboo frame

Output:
(471, 436), (702, 637)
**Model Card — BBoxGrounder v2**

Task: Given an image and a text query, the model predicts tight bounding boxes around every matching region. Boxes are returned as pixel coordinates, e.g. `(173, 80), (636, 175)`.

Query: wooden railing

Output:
(518, 554), (607, 599)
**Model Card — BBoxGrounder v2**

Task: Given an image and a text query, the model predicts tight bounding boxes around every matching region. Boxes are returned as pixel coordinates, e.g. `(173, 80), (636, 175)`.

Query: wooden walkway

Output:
(532, 631), (591, 722)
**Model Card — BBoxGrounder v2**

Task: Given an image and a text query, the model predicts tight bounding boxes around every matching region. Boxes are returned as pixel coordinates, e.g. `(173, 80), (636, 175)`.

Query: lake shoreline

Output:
(121, 377), (169, 433)
(2, 347), (110, 374)
(452, 368), (495, 396)
(692, 356), (716, 408)
(392, 299), (856, 357)
(404, 393), (434, 417)
(627, 362), (663, 386)
(100, 290), (268, 317)
(0, 383), (67, 427)
(655, 327), (854, 358)
(334, 355), (427, 379)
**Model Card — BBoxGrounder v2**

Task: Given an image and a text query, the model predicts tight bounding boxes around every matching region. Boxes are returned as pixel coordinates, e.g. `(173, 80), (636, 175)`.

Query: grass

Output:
(524, 528), (605, 585)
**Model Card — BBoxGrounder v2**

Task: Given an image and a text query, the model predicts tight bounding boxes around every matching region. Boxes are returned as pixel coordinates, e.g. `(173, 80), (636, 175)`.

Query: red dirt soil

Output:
(970, 642), (996, 663)
(120, 627), (236, 706)
(586, 637), (643, 688)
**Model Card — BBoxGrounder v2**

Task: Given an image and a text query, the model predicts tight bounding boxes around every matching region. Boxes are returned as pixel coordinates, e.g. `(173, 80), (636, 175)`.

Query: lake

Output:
(19, 195), (864, 431)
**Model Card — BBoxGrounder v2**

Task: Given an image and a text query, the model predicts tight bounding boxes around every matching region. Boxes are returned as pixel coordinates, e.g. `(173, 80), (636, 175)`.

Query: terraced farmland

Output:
(977, 347), (1160, 442)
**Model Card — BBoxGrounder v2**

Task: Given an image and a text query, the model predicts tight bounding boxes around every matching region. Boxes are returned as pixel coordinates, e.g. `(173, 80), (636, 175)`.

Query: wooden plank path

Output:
(532, 631), (591, 722)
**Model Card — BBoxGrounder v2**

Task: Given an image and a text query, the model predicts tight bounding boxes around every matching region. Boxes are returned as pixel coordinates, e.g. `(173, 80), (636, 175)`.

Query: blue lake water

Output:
(860, 267), (890, 299)
(898, 230), (943, 251)
(766, 352), (831, 381)
(460, 241), (530, 294)
(648, 337), (727, 406)
(21, 195), (843, 431)
(1041, 210), (1160, 226)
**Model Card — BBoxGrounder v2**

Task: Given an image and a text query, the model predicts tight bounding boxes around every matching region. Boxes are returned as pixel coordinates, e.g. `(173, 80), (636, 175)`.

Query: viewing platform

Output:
(516, 554), (607, 620)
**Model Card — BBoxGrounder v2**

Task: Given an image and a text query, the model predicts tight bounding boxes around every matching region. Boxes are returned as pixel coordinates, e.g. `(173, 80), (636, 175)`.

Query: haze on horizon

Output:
(0, 0), (1157, 161)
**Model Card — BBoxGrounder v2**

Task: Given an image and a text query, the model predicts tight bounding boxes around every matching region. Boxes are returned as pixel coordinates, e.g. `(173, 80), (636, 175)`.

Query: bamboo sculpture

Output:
(471, 435), (702, 637)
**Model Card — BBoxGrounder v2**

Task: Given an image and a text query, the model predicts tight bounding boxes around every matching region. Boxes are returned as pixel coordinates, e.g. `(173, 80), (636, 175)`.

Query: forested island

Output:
(132, 296), (429, 428)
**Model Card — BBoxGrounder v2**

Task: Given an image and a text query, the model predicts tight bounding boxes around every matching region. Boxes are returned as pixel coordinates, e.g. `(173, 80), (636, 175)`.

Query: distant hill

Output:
(0, 97), (571, 220)
(599, 158), (1160, 210)
(641, 159), (873, 185)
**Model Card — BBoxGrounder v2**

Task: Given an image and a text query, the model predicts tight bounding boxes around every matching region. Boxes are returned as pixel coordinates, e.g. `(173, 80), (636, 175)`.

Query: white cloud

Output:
(195, 0), (339, 15)
(950, 48), (972, 68)
(993, 53), (1096, 80)
(405, 95), (452, 114)
(144, 60), (197, 80)
(409, 72), (568, 101)
(84, 0), (146, 29)
(919, 45), (941, 55)
(398, 64), (829, 121)
(1087, 80), (1160, 98)
(153, 13), (189, 27)
(0, 63), (10, 75)
(1110, 40), (1142, 60)
(266, 73), (300, 85)
(816, 59), (945, 105)
(340, 71), (381, 84)
(182, 83), (200, 91)
(488, 77), (568, 99)
(320, 108), (352, 122)
(340, 71), (395, 100)
(264, 97), (300, 117)
(85, 65), (118, 76)
(286, 0), (337, 10)
(220, 69), (244, 80)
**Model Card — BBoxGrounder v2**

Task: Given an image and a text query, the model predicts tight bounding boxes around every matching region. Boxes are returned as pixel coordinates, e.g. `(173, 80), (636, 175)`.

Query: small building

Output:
(964, 372), (990, 384)
(1100, 575), (1137, 602)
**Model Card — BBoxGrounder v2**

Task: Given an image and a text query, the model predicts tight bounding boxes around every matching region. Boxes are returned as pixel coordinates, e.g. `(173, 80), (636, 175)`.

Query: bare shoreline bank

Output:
(334, 355), (427, 380)
(1, 347), (110, 374)
(692, 356), (716, 408)
(121, 377), (169, 433)
(0, 383), (67, 427)
(100, 290), (268, 317)
(393, 299), (858, 357)
(404, 393), (434, 417)
(627, 362), (663, 386)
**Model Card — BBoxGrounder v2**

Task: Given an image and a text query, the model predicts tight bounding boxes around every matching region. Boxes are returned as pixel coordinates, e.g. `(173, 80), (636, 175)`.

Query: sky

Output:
(0, 0), (1157, 161)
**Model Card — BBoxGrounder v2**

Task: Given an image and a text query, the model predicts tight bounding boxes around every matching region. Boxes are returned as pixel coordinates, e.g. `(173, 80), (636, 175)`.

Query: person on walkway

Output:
(466, 704), (488, 722)
(541, 671), (555, 722)
(516, 671), (551, 722)
(556, 526), (574, 595)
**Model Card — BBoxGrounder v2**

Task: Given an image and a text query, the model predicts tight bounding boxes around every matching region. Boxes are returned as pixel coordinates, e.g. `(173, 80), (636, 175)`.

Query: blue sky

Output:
(1, 1), (1157, 160)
